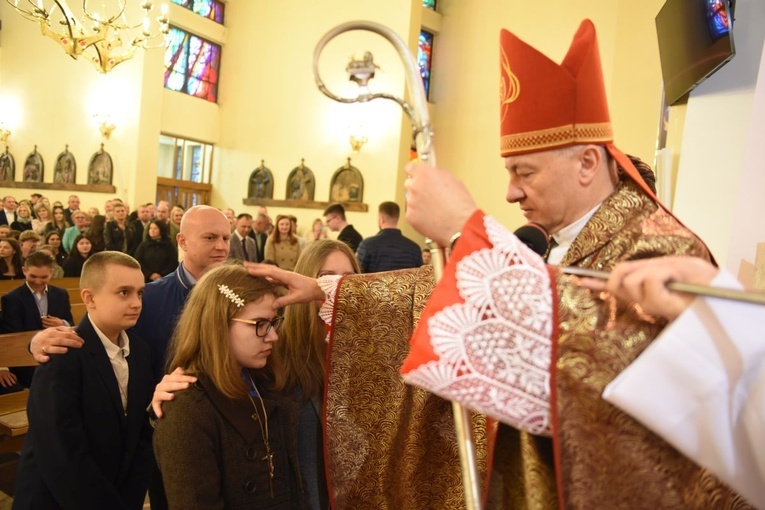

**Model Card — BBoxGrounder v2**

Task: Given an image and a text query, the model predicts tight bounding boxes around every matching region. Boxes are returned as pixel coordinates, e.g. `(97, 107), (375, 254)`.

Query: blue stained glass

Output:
(422, 0), (437, 10)
(418, 30), (434, 100)
(170, 0), (225, 24)
(164, 26), (221, 103)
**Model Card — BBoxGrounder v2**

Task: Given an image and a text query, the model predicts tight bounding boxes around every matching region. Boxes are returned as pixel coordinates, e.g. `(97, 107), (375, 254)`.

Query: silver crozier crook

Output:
(313, 21), (483, 510)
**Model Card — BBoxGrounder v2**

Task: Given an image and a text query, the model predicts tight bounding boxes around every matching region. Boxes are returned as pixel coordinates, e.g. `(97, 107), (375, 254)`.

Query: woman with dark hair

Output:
(133, 219), (178, 282)
(44, 205), (70, 237)
(264, 214), (302, 271)
(0, 238), (24, 280)
(44, 230), (67, 265)
(86, 214), (107, 254)
(62, 235), (92, 277)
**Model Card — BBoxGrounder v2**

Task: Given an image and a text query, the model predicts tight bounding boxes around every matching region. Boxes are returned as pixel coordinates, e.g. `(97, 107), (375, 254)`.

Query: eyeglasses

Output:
(231, 316), (284, 338)
(325, 215), (338, 223)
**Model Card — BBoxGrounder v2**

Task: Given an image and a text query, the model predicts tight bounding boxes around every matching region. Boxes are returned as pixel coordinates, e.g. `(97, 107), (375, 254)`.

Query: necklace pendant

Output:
(251, 411), (259, 422)
(263, 448), (275, 498)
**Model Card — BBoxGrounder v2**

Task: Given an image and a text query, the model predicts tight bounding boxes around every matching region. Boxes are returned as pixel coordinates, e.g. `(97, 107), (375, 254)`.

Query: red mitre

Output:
(499, 20), (656, 199)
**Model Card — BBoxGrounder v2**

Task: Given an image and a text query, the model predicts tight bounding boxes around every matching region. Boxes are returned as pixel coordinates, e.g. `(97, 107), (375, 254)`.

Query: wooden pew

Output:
(0, 331), (38, 455)
(0, 277), (81, 295)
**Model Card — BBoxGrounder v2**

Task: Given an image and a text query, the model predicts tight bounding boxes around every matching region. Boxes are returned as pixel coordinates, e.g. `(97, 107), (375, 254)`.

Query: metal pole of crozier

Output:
(314, 21), (482, 510)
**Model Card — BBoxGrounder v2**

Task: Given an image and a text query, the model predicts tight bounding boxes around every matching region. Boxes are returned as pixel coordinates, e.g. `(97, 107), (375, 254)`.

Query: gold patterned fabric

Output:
(325, 265), (488, 509)
(486, 179), (752, 509)
(551, 180), (751, 509)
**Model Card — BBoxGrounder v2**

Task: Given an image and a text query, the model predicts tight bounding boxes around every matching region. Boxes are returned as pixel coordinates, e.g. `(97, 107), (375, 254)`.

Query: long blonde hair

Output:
(167, 262), (280, 399)
(272, 239), (359, 400)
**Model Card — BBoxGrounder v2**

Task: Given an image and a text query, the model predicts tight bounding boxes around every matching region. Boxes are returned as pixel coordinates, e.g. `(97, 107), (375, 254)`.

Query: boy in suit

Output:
(13, 251), (154, 509)
(0, 251), (73, 388)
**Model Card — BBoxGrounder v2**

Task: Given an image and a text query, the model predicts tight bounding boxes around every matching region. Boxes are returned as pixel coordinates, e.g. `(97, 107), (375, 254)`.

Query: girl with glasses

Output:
(153, 263), (307, 509)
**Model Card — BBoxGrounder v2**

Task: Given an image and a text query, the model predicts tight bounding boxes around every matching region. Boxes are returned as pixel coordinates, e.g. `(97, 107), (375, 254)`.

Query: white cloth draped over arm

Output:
(603, 270), (765, 509)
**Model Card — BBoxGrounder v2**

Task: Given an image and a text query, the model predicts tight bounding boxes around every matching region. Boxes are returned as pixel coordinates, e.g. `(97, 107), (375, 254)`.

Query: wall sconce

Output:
(93, 114), (116, 140)
(349, 134), (367, 153)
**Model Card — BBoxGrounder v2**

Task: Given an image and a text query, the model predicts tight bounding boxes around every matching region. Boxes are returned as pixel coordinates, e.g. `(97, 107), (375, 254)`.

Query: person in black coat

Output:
(62, 234), (92, 278)
(44, 230), (67, 266)
(0, 251), (74, 388)
(13, 252), (154, 509)
(104, 202), (139, 255)
(10, 202), (34, 233)
(133, 220), (178, 283)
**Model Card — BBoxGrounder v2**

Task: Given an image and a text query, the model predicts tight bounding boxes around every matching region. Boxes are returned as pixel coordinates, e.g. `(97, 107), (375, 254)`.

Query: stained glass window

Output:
(164, 26), (221, 103)
(418, 30), (434, 100)
(422, 0), (437, 10)
(169, 0), (225, 24)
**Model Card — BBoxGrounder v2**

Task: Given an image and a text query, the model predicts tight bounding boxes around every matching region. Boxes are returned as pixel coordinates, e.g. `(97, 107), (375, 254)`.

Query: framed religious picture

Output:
(285, 159), (315, 201)
(248, 160), (274, 200)
(23, 146), (44, 183)
(88, 145), (113, 185)
(329, 158), (364, 203)
(53, 146), (76, 184)
(0, 148), (15, 181)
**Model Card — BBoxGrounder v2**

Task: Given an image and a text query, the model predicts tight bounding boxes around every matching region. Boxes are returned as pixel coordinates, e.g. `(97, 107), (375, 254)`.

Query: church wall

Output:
(0, 2), (154, 211)
(212, 0), (417, 240)
(5, 0), (756, 262)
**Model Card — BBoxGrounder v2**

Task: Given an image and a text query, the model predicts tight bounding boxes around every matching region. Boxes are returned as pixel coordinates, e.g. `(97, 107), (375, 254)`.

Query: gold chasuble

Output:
(401, 179), (752, 509)
(324, 265), (488, 509)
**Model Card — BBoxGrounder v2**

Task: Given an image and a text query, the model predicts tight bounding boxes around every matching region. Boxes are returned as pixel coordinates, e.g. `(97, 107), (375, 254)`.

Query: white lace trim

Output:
(403, 215), (554, 435)
(318, 275), (343, 343)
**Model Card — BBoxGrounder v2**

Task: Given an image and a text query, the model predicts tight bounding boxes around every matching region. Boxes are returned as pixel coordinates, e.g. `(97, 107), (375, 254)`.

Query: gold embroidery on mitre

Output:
(500, 47), (520, 124)
(501, 122), (613, 154)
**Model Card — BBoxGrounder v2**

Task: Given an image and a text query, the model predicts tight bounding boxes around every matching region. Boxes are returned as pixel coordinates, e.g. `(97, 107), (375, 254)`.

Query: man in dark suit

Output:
(13, 252), (154, 509)
(64, 194), (80, 226)
(229, 213), (258, 262)
(248, 212), (269, 262)
(129, 202), (152, 254)
(324, 202), (363, 252)
(1, 251), (73, 387)
(0, 195), (18, 226)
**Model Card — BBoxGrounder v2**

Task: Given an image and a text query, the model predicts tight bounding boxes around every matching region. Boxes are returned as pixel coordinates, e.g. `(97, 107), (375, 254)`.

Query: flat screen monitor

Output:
(656, 0), (736, 105)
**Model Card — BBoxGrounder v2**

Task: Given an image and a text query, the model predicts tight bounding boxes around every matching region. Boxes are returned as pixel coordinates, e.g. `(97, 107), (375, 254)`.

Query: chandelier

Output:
(6, 0), (170, 73)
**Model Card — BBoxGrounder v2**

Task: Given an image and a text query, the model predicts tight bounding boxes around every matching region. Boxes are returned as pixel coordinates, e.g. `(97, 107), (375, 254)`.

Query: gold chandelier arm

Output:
(81, 0), (128, 26)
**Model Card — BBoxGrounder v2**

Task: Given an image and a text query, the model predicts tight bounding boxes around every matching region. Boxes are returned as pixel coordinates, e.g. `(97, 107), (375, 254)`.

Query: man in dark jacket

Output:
(1, 251), (73, 388)
(323, 203), (363, 253)
(13, 252), (154, 509)
(356, 201), (422, 273)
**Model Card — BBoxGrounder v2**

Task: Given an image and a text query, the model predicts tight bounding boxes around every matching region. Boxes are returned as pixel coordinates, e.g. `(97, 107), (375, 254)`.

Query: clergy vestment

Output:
(320, 265), (489, 509)
(400, 178), (756, 508)
(604, 269), (765, 509)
